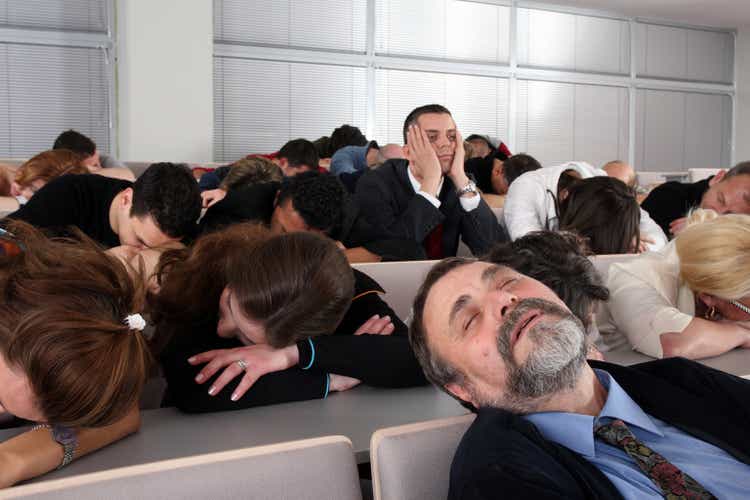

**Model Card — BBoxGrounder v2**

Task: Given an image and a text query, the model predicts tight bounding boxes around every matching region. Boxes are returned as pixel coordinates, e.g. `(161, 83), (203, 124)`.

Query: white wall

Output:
(116, 0), (213, 162)
(736, 27), (750, 162)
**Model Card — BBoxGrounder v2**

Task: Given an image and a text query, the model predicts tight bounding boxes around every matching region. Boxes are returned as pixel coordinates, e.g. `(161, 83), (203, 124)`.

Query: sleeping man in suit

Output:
(355, 104), (508, 259)
(409, 258), (750, 499)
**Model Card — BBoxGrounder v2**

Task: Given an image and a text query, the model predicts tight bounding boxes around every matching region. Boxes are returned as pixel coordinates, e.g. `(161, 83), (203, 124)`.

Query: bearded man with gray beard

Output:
(409, 258), (750, 500)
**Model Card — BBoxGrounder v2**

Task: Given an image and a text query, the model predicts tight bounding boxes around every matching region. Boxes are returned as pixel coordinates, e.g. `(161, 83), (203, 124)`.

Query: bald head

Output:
(602, 161), (636, 188)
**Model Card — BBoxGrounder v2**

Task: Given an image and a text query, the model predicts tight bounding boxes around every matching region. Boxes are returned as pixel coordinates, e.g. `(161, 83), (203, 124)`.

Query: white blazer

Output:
(596, 241), (695, 358)
(503, 162), (667, 251)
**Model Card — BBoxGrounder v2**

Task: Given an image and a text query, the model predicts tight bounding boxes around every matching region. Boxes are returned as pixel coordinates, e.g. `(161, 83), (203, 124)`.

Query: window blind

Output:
(0, 0), (106, 33)
(375, 0), (510, 64)
(214, 57), (367, 162)
(374, 68), (509, 146)
(517, 8), (629, 75)
(635, 23), (734, 84)
(516, 80), (629, 167)
(0, 43), (110, 158)
(635, 89), (731, 171)
(214, 0), (367, 53)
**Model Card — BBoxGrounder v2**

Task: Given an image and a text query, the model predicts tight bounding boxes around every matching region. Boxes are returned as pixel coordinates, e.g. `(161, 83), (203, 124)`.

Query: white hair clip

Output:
(124, 313), (147, 331)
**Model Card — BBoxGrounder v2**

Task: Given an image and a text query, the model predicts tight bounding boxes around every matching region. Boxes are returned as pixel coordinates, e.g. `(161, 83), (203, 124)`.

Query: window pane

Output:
(635, 23), (734, 83)
(517, 8), (629, 75)
(0, 0), (107, 32)
(0, 43), (110, 157)
(515, 80), (628, 167)
(214, 58), (367, 162)
(374, 69), (508, 146)
(635, 89), (731, 171)
(214, 0), (366, 53)
(376, 0), (510, 64)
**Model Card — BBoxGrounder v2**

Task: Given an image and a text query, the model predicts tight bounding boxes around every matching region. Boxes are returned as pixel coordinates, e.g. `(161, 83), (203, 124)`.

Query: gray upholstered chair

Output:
(3, 436), (362, 500)
(370, 415), (475, 500)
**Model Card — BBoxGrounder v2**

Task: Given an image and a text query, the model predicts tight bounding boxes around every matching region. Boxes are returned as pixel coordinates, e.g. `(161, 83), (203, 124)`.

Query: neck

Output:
(534, 366), (607, 416)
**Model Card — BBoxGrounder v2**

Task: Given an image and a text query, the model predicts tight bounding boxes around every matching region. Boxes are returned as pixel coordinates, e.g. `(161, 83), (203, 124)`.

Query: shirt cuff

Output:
(459, 194), (481, 212)
(418, 191), (441, 208)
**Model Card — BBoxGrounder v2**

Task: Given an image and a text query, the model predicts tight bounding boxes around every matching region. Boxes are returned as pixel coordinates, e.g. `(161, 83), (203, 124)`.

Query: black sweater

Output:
(640, 177), (711, 236)
(160, 269), (427, 413)
(5, 174), (130, 248)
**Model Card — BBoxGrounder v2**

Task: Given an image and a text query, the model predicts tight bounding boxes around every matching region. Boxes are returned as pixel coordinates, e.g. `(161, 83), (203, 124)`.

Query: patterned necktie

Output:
(595, 419), (716, 500)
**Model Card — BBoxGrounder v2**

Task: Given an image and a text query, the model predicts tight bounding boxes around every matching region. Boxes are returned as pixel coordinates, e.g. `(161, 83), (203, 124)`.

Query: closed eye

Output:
(464, 312), (479, 332)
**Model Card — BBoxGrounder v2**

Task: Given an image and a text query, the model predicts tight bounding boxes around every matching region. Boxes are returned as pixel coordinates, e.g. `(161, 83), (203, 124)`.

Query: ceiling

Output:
(541, 0), (750, 30)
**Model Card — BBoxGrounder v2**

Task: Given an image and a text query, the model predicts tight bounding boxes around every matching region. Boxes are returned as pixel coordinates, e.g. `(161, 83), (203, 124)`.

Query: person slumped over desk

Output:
(152, 224), (426, 413)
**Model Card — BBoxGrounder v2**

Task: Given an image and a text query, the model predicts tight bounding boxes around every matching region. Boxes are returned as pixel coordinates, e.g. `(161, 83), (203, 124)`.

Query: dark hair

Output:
(131, 162), (202, 239)
(409, 257), (473, 392)
(329, 125), (367, 156)
(278, 139), (320, 171)
(503, 153), (542, 187)
(464, 156), (495, 193)
(483, 231), (609, 329)
(312, 136), (331, 158)
(277, 171), (346, 235)
(725, 161), (750, 179)
(229, 231), (354, 347)
(465, 134), (496, 155)
(52, 129), (96, 157)
(0, 221), (150, 427)
(153, 224), (354, 350)
(558, 176), (640, 255)
(402, 104), (452, 144)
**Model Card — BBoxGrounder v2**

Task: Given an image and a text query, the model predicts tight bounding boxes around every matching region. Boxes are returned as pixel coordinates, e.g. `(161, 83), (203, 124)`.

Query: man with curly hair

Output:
(199, 171), (423, 262)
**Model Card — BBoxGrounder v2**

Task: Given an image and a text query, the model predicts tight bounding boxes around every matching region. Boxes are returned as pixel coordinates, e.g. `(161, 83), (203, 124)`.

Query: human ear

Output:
(709, 170), (726, 186)
(446, 382), (475, 407)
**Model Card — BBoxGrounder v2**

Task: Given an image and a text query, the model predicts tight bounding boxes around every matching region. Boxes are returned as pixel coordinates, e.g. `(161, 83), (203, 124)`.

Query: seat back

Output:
(2, 436), (362, 500)
(370, 414), (475, 500)
(352, 260), (437, 321)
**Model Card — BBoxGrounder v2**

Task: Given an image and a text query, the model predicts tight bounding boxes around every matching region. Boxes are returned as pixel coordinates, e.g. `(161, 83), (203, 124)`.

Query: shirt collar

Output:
(407, 165), (443, 196)
(523, 369), (663, 458)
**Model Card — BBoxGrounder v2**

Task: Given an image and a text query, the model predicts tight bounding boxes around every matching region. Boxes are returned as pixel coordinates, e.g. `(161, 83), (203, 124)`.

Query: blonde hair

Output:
(220, 157), (282, 191)
(676, 211), (750, 300)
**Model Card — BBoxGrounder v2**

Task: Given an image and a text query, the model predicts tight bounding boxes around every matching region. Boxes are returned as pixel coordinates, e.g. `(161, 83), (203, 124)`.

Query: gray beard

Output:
(472, 298), (587, 413)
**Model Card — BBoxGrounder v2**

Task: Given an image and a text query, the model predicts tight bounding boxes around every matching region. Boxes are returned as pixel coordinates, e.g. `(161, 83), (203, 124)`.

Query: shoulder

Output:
(451, 408), (576, 498)
(352, 268), (385, 297)
(358, 159), (407, 188)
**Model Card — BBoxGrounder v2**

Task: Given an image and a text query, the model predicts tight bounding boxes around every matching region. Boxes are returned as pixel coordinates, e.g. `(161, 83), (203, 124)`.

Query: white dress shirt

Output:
(407, 166), (480, 212)
(596, 241), (695, 357)
(503, 161), (667, 251)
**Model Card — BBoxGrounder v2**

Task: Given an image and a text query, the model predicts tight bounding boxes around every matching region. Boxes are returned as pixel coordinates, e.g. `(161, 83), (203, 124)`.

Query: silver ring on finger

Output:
(236, 359), (248, 371)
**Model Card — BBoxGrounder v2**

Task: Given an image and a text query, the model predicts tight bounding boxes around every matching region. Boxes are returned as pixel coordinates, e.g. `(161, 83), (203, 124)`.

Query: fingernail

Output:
(208, 386), (216, 396)
(195, 373), (204, 383)
(383, 315), (390, 321)
(188, 356), (196, 364)
(231, 393), (239, 401)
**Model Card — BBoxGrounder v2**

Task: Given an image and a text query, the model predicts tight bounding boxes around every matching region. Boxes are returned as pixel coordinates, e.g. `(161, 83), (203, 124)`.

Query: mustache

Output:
(498, 298), (572, 347)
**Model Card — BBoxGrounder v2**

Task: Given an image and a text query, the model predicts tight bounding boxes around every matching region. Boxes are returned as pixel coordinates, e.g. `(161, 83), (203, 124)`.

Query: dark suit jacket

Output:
(199, 181), (425, 261)
(450, 358), (750, 499)
(355, 159), (508, 258)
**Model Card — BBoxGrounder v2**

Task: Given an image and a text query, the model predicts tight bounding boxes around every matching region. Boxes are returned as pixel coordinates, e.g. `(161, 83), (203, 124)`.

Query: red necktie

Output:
(424, 224), (444, 260)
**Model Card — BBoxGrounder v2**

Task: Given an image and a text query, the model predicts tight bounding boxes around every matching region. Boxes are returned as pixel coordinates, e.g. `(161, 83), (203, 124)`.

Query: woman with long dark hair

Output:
(152, 223), (426, 413)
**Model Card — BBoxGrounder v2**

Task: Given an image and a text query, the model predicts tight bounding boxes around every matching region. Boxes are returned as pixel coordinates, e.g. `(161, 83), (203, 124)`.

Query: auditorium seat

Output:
(352, 260), (437, 321)
(370, 415), (475, 500)
(2, 436), (362, 500)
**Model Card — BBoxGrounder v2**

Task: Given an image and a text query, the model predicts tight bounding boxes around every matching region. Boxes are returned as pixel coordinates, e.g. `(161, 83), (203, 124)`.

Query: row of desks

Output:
(1, 347), (749, 485)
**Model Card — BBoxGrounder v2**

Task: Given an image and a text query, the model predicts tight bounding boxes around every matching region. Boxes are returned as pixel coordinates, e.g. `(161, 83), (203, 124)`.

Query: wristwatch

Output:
(32, 424), (78, 469)
(457, 180), (478, 197)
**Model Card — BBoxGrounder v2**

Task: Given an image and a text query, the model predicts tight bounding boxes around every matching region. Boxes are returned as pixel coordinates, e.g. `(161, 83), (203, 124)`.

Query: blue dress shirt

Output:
(524, 369), (750, 499)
